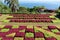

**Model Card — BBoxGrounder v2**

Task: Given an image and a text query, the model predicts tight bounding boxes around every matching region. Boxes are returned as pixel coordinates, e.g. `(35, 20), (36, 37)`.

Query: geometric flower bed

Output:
(0, 25), (60, 40)
(0, 14), (60, 40)
(5, 14), (56, 23)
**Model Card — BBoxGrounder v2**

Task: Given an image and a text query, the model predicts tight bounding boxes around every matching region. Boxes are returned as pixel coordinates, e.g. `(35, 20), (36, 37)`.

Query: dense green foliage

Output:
(0, 2), (11, 13)
(0, 1), (59, 15)
(56, 6), (60, 18)
(0, 2), (45, 14)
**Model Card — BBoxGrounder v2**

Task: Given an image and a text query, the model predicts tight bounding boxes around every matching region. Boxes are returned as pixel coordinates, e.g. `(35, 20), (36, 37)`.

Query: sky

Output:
(0, 0), (60, 4)
(19, 0), (60, 3)
(1, 0), (59, 3)
(0, 0), (60, 10)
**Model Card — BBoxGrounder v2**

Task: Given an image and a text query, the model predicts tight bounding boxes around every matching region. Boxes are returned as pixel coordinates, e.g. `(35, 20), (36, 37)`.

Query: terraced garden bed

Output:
(1, 14), (56, 23)
(0, 14), (60, 40)
(0, 25), (59, 40)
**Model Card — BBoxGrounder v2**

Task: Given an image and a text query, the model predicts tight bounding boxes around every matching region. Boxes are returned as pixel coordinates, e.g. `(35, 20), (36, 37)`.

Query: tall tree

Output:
(4, 0), (19, 12)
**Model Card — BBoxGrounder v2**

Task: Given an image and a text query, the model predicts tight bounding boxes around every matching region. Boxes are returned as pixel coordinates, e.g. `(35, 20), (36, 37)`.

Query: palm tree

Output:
(4, 0), (19, 12)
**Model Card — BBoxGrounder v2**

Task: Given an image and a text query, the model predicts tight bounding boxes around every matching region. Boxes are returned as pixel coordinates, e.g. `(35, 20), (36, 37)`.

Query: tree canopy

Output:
(4, 0), (19, 12)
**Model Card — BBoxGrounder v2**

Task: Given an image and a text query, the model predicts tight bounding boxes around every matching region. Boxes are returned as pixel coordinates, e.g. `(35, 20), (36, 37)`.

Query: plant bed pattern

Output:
(5, 14), (56, 23)
(0, 25), (60, 40)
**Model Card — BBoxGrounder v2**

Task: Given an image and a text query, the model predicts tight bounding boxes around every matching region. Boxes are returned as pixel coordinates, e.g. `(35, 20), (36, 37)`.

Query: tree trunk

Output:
(11, 4), (17, 12)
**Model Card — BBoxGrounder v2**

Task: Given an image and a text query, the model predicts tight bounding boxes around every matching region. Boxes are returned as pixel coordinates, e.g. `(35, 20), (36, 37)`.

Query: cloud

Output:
(19, 0), (60, 3)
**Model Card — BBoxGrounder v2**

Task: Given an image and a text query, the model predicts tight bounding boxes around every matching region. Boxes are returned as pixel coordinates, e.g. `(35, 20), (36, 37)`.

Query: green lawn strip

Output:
(0, 16), (4, 21)
(0, 15), (9, 21)
(42, 26), (48, 29)
(49, 16), (56, 18)
(0, 37), (2, 40)
(25, 32), (34, 37)
(2, 20), (10, 23)
(56, 18), (60, 20)
(27, 25), (33, 28)
(51, 29), (59, 33)
(0, 25), (5, 28)
(35, 38), (45, 40)
(44, 32), (52, 37)
(0, 15), (11, 22)
(7, 16), (13, 18)
(35, 27), (60, 40)
(0, 28), (9, 32)
(56, 26), (60, 29)
(12, 25), (19, 28)
(6, 33), (16, 37)
(19, 29), (25, 32)
(34, 27), (41, 32)
(14, 37), (24, 40)
(52, 20), (60, 23)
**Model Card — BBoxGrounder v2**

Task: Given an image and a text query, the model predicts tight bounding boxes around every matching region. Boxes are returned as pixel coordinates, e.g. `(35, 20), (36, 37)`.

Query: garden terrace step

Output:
(7, 17), (55, 20)
(9, 14), (51, 18)
(9, 19), (52, 22)
(9, 14), (51, 16)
